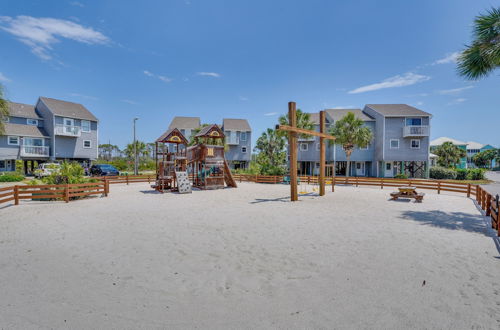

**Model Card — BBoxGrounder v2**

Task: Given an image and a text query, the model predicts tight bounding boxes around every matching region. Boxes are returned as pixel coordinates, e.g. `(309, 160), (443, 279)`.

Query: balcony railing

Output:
(55, 124), (81, 137)
(403, 125), (429, 137)
(226, 137), (239, 145)
(20, 145), (49, 157)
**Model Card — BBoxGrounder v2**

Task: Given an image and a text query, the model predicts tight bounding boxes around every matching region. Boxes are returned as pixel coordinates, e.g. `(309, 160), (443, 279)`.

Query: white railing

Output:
(403, 125), (429, 137)
(227, 137), (239, 145)
(20, 145), (49, 157)
(55, 124), (81, 137)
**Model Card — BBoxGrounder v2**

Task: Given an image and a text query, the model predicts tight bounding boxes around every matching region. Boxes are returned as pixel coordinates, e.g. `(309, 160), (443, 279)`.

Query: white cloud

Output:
(143, 70), (172, 83)
(121, 99), (139, 105)
(239, 96), (249, 101)
(69, 92), (98, 100)
(0, 72), (11, 82)
(433, 52), (460, 65)
(197, 72), (221, 78)
(447, 98), (467, 105)
(416, 101), (424, 106)
(330, 105), (355, 109)
(0, 15), (109, 60)
(348, 72), (431, 94)
(70, 1), (85, 7)
(437, 86), (473, 95)
(264, 112), (278, 116)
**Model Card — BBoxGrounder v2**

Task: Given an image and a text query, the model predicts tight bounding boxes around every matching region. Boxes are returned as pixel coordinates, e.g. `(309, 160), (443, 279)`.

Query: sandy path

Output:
(1, 183), (499, 329)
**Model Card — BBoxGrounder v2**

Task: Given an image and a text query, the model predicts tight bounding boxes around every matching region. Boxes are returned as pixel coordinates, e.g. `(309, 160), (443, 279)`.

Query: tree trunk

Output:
(346, 151), (352, 177)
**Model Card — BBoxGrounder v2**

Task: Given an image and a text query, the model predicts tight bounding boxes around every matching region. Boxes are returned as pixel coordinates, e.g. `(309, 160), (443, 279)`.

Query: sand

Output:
(1, 182), (499, 329)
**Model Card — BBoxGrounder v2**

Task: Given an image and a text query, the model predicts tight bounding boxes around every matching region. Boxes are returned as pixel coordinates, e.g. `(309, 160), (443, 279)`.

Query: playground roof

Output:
(156, 128), (188, 144)
(222, 118), (251, 131)
(195, 124), (225, 138)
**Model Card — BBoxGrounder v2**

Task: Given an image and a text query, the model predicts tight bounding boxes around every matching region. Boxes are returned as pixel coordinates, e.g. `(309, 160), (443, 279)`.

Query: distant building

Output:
(430, 137), (497, 168)
(168, 116), (201, 142)
(0, 97), (98, 174)
(430, 137), (468, 169)
(466, 141), (497, 168)
(222, 118), (252, 169)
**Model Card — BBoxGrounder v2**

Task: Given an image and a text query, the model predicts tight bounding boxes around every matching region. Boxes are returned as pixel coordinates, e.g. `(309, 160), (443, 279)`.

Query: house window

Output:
(390, 139), (399, 149)
(83, 140), (92, 148)
(241, 146), (247, 153)
(300, 143), (308, 151)
(27, 119), (38, 126)
(405, 118), (422, 126)
(24, 137), (44, 146)
(240, 132), (247, 141)
(8, 136), (19, 145)
(0, 160), (5, 170)
(360, 144), (369, 150)
(81, 120), (91, 133)
(3, 117), (9, 123)
(316, 143), (320, 151)
(411, 139), (420, 149)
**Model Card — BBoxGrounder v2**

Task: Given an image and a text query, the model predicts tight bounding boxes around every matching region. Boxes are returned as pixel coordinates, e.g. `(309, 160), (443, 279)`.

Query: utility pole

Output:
(133, 117), (139, 175)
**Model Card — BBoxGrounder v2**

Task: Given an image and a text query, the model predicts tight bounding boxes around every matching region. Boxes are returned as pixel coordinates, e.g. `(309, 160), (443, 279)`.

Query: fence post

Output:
(104, 179), (109, 197)
(381, 178), (384, 189)
(476, 186), (481, 203)
(126, 174), (129, 185)
(467, 183), (471, 198)
(148, 175), (151, 184)
(14, 185), (19, 205)
(437, 181), (441, 194)
(482, 189), (486, 211)
(486, 193), (491, 216)
(64, 184), (69, 203)
(356, 176), (358, 187)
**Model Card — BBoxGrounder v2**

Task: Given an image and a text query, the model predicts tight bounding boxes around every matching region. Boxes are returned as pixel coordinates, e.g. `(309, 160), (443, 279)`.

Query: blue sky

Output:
(0, 0), (498, 149)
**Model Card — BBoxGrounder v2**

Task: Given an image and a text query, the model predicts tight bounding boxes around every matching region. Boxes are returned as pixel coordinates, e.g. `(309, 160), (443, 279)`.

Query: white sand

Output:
(1, 183), (499, 329)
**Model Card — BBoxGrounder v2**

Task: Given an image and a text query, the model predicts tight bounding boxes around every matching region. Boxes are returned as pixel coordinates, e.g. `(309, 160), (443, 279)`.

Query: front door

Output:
(385, 162), (394, 177)
(356, 162), (365, 176)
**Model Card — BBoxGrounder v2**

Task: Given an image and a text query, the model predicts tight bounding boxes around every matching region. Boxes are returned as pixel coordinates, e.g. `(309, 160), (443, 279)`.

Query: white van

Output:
(35, 163), (61, 178)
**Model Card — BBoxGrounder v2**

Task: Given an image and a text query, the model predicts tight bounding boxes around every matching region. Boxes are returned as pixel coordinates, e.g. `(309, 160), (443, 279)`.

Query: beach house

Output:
(222, 118), (252, 170)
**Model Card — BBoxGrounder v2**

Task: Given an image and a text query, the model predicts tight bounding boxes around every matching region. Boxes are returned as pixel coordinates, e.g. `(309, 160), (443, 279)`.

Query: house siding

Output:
(53, 117), (98, 160)
(225, 131), (251, 162)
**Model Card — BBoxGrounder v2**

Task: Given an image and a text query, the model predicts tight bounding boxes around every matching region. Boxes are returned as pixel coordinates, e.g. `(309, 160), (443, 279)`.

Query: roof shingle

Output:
(39, 97), (98, 121)
(3, 123), (49, 137)
(222, 118), (251, 131)
(365, 104), (431, 117)
(168, 116), (201, 130)
(8, 102), (42, 119)
(324, 109), (375, 122)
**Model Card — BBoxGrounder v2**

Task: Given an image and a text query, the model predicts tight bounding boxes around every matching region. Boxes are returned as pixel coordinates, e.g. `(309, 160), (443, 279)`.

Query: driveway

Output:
(483, 171), (500, 196)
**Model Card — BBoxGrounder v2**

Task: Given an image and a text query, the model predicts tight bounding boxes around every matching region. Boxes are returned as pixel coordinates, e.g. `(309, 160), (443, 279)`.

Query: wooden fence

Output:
(0, 181), (109, 207)
(476, 186), (500, 237)
(95, 174), (155, 185)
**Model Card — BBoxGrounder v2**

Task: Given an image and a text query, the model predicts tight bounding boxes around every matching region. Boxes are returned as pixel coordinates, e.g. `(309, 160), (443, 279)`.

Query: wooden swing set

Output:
(276, 101), (336, 202)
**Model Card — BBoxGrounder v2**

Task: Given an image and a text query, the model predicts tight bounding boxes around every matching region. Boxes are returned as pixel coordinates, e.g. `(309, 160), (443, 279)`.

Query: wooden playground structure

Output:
(154, 124), (237, 193)
(277, 101), (336, 201)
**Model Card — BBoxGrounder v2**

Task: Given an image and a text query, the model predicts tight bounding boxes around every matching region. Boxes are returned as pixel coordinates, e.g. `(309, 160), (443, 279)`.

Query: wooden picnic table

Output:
(391, 186), (425, 202)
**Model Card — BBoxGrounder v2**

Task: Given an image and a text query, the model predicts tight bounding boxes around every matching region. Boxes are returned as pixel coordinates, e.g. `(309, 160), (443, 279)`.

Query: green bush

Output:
(0, 173), (24, 182)
(455, 168), (468, 180)
(394, 173), (408, 179)
(467, 168), (485, 180)
(430, 166), (457, 180)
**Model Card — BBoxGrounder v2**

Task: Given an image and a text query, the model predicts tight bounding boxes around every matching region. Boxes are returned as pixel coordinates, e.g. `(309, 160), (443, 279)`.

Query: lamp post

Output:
(133, 117), (139, 175)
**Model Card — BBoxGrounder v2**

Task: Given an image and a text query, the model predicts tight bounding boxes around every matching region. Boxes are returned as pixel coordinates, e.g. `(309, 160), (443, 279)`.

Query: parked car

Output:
(35, 163), (61, 178)
(90, 164), (120, 176)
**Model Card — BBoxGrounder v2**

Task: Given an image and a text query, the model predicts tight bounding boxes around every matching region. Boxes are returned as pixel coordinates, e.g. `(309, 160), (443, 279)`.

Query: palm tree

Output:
(278, 109), (315, 139)
(457, 7), (500, 80)
(124, 141), (147, 160)
(329, 112), (372, 177)
(254, 128), (287, 174)
(0, 84), (10, 135)
(433, 142), (467, 168)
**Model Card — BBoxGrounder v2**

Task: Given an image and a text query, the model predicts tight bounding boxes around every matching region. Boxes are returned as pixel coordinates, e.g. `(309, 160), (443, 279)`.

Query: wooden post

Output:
(482, 189), (486, 211)
(332, 162), (335, 192)
(381, 178), (384, 189)
(467, 183), (471, 198)
(356, 176), (359, 187)
(126, 174), (129, 185)
(476, 186), (481, 202)
(486, 193), (491, 216)
(14, 185), (19, 205)
(437, 181), (441, 194)
(319, 110), (326, 196)
(64, 184), (69, 203)
(104, 179), (109, 196)
(289, 102), (298, 202)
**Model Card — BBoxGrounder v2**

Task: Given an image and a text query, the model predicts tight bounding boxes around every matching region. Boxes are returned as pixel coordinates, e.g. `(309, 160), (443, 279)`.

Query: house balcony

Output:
(55, 124), (81, 137)
(403, 125), (429, 137)
(226, 137), (239, 145)
(20, 145), (50, 157)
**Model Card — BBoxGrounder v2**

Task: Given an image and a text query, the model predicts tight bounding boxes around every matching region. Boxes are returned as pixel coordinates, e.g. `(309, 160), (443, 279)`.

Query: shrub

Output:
(455, 168), (468, 180)
(467, 168), (485, 180)
(43, 161), (90, 184)
(0, 173), (24, 182)
(430, 166), (457, 180)
(394, 173), (408, 179)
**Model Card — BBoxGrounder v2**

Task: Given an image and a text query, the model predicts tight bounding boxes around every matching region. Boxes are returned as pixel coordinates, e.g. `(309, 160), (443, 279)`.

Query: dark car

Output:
(90, 164), (120, 176)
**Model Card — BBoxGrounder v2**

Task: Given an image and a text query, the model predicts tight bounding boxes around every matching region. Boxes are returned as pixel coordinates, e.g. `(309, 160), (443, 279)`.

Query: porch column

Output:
(424, 161), (430, 179)
(380, 161), (385, 178)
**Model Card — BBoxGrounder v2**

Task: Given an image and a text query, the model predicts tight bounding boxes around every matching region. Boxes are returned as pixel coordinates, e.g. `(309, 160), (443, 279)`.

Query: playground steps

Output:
(223, 160), (238, 188)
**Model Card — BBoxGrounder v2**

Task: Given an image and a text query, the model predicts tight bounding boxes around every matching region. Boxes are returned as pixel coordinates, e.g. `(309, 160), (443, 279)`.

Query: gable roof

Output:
(365, 104), (431, 117)
(222, 118), (251, 131)
(39, 97), (98, 121)
(430, 137), (467, 146)
(168, 116), (200, 130)
(466, 141), (484, 150)
(195, 124), (225, 138)
(3, 123), (49, 137)
(156, 128), (188, 144)
(324, 109), (374, 122)
(307, 113), (321, 125)
(8, 102), (42, 119)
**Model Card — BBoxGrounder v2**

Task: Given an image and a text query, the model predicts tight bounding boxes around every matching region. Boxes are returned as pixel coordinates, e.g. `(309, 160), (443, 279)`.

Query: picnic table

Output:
(390, 186), (425, 202)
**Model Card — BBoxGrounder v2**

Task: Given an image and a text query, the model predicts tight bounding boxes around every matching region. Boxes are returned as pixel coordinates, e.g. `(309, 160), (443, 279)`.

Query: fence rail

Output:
(0, 181), (109, 207)
(95, 175), (154, 185)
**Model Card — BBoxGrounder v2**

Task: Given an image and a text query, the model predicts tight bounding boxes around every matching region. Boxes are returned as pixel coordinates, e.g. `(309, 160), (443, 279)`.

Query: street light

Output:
(133, 117), (139, 175)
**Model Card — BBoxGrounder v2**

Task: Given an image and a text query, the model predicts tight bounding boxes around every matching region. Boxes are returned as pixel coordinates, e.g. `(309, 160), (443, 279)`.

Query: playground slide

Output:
(223, 160), (237, 188)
